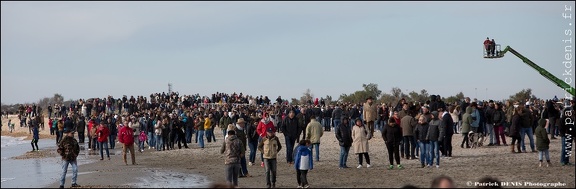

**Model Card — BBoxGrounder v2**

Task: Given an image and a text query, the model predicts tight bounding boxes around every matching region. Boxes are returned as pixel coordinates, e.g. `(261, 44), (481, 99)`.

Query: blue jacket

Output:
(294, 145), (313, 170)
(471, 109), (480, 128)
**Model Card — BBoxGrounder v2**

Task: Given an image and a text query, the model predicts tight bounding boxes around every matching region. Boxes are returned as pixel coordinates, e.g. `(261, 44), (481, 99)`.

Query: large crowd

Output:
(7, 91), (576, 188)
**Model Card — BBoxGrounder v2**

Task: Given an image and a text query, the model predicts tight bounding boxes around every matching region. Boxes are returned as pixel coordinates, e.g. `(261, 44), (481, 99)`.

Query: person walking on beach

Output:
(257, 112), (276, 167)
(57, 128), (81, 188)
(305, 117), (323, 162)
(460, 107), (473, 149)
(258, 127), (282, 188)
(220, 129), (243, 187)
(31, 123), (39, 151)
(118, 122), (136, 165)
(96, 123), (111, 160)
(383, 118), (403, 170)
(280, 110), (301, 165)
(294, 139), (313, 188)
(246, 118), (259, 166)
(57, 119), (64, 145)
(76, 116), (86, 143)
(232, 119), (251, 177)
(335, 117), (352, 169)
(352, 118), (371, 168)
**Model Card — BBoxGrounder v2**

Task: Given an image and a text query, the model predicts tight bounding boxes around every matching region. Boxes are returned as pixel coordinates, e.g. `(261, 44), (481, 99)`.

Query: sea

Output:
(1, 136), (210, 188)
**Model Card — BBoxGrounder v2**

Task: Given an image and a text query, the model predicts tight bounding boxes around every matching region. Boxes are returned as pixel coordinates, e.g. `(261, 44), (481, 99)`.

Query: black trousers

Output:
(296, 170), (309, 186)
(78, 132), (85, 143)
(443, 135), (453, 157)
(385, 143), (400, 165)
(358, 153), (370, 165)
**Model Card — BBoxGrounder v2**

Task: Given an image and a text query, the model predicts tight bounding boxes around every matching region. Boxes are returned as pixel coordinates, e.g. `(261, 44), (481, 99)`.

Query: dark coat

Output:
(510, 114), (521, 137)
(281, 116), (301, 139)
(382, 122), (402, 146)
(441, 112), (454, 136)
(414, 123), (429, 142)
(335, 119), (353, 147)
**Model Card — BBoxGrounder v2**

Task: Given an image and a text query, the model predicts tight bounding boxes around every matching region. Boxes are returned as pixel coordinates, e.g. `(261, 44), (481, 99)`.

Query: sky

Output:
(2, 1), (575, 104)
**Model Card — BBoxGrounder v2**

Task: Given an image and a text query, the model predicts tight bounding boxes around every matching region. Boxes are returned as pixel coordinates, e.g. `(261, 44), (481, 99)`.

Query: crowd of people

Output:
(8, 90), (575, 188)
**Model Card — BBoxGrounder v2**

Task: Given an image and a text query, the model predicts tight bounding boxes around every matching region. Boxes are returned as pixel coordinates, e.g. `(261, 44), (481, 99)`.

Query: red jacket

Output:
(118, 126), (135, 145)
(483, 39), (491, 49)
(257, 120), (275, 138)
(96, 125), (110, 143)
(87, 120), (95, 135)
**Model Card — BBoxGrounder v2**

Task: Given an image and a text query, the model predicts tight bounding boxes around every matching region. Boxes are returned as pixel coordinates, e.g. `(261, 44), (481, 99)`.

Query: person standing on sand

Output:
(352, 118), (371, 168)
(195, 115), (205, 148)
(118, 122), (136, 165)
(363, 96), (377, 140)
(335, 117), (352, 169)
(535, 119), (551, 167)
(96, 123), (111, 160)
(57, 128), (81, 188)
(382, 118), (403, 170)
(305, 117), (323, 162)
(155, 119), (165, 151)
(220, 129), (243, 187)
(258, 127), (282, 188)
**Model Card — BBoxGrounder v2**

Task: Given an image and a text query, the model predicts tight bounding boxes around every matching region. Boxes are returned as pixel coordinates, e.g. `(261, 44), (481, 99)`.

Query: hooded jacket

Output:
(294, 144), (313, 170)
(382, 120), (402, 146)
(220, 134), (242, 164)
(426, 111), (444, 142)
(461, 107), (473, 134)
(535, 119), (550, 151)
(257, 119), (276, 138)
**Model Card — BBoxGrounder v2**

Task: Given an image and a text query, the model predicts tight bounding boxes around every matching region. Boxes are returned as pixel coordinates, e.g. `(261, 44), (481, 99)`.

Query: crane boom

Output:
(499, 46), (575, 97)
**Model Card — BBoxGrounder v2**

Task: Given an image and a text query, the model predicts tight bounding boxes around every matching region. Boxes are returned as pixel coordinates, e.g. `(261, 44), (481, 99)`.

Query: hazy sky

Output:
(2, 1), (575, 104)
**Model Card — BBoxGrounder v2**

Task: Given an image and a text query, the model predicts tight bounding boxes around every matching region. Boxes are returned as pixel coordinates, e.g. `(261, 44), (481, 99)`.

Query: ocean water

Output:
(1, 136), (211, 188)
(1, 136), (96, 188)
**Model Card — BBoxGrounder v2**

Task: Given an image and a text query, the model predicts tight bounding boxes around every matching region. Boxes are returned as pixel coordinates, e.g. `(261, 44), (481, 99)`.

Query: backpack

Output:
(58, 139), (78, 161)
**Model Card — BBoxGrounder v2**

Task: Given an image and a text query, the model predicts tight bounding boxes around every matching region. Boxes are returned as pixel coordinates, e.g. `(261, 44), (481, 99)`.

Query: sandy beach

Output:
(2, 115), (575, 188)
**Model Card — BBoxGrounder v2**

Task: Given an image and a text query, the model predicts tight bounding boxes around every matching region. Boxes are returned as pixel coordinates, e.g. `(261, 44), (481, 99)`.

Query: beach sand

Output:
(3, 115), (575, 188)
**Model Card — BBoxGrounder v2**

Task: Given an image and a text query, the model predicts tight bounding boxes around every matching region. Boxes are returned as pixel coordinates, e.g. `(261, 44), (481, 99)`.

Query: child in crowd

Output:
(535, 119), (551, 167)
(139, 130), (147, 153)
(294, 140), (313, 188)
